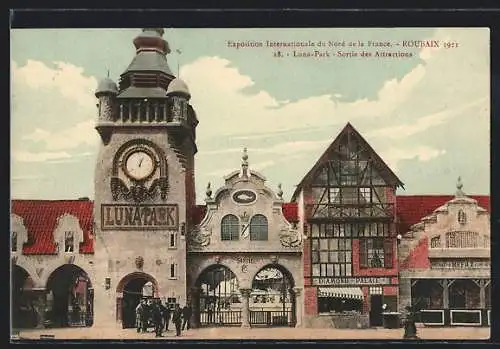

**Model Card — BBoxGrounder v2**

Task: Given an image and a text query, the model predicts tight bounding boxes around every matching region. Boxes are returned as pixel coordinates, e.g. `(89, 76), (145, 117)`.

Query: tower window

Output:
(170, 263), (177, 279)
(221, 214), (239, 241)
(249, 214), (268, 241)
(169, 232), (177, 248)
(11, 232), (17, 252)
(64, 231), (74, 253)
(458, 210), (467, 225)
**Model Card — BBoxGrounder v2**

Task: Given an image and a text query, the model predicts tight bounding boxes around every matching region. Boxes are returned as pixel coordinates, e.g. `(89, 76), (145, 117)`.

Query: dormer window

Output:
(249, 214), (268, 241)
(221, 214), (239, 241)
(458, 210), (467, 225)
(11, 231), (17, 252)
(64, 231), (75, 253)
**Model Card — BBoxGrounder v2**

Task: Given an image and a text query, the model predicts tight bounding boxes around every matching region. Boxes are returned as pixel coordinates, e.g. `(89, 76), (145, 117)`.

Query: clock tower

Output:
(92, 28), (198, 327)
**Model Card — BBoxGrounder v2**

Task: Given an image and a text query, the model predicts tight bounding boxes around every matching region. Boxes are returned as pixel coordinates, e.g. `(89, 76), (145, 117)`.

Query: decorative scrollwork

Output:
(110, 177), (169, 203)
(187, 226), (212, 250)
(279, 225), (302, 248)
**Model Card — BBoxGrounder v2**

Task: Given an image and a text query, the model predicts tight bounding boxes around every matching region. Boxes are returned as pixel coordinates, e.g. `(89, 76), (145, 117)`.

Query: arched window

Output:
(250, 214), (268, 241)
(221, 214), (239, 241)
(458, 210), (467, 225)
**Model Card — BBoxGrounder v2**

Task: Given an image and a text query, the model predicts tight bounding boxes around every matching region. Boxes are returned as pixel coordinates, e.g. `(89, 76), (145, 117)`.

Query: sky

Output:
(10, 28), (490, 204)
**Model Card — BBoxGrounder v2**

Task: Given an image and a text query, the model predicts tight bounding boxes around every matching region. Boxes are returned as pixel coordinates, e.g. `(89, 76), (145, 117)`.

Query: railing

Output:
(419, 309), (445, 326)
(67, 311), (91, 327)
(249, 310), (294, 327)
(199, 310), (242, 326)
(450, 309), (482, 326)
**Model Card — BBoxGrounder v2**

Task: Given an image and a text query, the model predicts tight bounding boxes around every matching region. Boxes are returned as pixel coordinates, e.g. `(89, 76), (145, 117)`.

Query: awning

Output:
(318, 287), (364, 300)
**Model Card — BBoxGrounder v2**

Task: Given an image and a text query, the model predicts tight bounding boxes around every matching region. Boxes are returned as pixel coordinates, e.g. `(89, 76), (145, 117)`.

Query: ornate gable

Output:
(187, 148), (302, 252)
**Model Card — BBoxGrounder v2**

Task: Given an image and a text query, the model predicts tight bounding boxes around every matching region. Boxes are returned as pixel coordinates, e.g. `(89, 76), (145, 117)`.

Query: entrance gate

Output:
(249, 265), (295, 327)
(196, 265), (241, 327)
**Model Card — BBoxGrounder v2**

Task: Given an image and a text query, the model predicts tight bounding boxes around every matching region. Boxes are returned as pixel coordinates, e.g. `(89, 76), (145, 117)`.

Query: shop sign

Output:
(312, 277), (392, 286)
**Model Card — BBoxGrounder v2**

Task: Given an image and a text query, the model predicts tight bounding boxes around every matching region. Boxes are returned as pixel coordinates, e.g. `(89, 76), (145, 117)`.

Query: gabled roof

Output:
(291, 122), (404, 201)
(396, 195), (490, 235)
(11, 200), (94, 254)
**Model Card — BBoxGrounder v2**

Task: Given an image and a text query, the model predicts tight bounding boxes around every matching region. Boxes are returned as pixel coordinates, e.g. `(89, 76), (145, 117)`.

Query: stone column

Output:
(190, 286), (201, 328)
(293, 287), (303, 328)
(240, 288), (251, 329)
(398, 276), (412, 315)
(32, 290), (47, 328)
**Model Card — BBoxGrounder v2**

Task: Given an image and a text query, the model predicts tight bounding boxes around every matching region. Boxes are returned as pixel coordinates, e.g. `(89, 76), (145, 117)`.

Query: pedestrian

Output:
(152, 300), (164, 337)
(172, 304), (183, 336)
(163, 301), (171, 331)
(135, 300), (144, 333)
(207, 302), (214, 324)
(141, 299), (151, 333)
(182, 304), (192, 330)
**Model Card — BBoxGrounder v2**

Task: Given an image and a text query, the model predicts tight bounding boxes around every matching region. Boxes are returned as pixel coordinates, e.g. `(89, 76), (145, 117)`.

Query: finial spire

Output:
(205, 182), (212, 200)
(107, 69), (110, 78)
(241, 147), (249, 177)
(277, 183), (283, 200)
(456, 176), (465, 198)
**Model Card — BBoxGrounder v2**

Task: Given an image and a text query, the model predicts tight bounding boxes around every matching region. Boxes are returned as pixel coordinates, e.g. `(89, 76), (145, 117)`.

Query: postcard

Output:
(10, 26), (490, 341)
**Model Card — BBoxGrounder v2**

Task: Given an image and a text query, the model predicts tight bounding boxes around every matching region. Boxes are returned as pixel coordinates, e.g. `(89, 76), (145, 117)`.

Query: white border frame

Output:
(488, 310), (490, 326)
(450, 309), (482, 326)
(420, 309), (445, 326)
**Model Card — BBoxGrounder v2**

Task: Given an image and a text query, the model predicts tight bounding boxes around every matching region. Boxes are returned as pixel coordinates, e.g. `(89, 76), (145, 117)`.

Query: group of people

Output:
(135, 299), (192, 337)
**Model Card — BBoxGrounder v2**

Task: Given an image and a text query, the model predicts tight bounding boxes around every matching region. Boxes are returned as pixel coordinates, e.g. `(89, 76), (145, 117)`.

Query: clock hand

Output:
(138, 158), (143, 167)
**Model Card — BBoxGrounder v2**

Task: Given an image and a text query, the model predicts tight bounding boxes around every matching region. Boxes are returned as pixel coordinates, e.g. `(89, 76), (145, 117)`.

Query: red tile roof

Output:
(192, 205), (207, 225)
(396, 195), (490, 235)
(11, 200), (94, 255)
(282, 203), (299, 223)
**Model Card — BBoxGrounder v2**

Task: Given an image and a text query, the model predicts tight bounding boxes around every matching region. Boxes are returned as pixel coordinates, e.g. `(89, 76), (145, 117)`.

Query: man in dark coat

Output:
(172, 304), (183, 336)
(152, 300), (164, 337)
(182, 304), (192, 330)
(162, 301), (171, 331)
(141, 300), (151, 333)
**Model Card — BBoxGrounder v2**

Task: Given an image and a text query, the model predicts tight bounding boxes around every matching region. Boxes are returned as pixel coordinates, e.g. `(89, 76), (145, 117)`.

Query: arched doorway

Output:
(45, 264), (93, 328)
(11, 265), (38, 328)
(116, 272), (158, 329)
(195, 265), (240, 327)
(250, 264), (296, 327)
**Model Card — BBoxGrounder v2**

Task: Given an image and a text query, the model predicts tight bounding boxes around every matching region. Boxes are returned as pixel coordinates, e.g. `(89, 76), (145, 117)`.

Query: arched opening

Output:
(45, 264), (93, 328)
(194, 265), (240, 327)
(11, 265), (38, 328)
(449, 279), (480, 309)
(116, 272), (159, 329)
(250, 264), (296, 327)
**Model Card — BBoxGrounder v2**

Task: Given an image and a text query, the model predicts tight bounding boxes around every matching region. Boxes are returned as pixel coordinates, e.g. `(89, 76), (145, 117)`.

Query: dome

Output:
(95, 77), (118, 96)
(166, 78), (191, 99)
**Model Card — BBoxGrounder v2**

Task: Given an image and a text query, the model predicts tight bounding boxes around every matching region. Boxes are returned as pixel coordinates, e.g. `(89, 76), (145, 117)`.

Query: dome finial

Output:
(456, 176), (465, 197)
(277, 183), (283, 200)
(205, 182), (212, 200)
(241, 147), (249, 177)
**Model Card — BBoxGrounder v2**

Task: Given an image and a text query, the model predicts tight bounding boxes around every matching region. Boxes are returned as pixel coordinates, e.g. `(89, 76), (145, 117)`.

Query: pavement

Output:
(13, 326), (490, 341)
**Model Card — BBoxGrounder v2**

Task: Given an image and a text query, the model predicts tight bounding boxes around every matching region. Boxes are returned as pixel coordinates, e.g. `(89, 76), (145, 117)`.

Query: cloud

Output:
(12, 150), (72, 162)
(380, 146), (447, 172)
(22, 120), (98, 151)
(366, 97), (488, 140)
(11, 60), (97, 107)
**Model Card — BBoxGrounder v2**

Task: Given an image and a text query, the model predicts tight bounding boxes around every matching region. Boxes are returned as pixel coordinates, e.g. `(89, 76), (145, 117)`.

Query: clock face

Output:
(125, 150), (155, 180)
